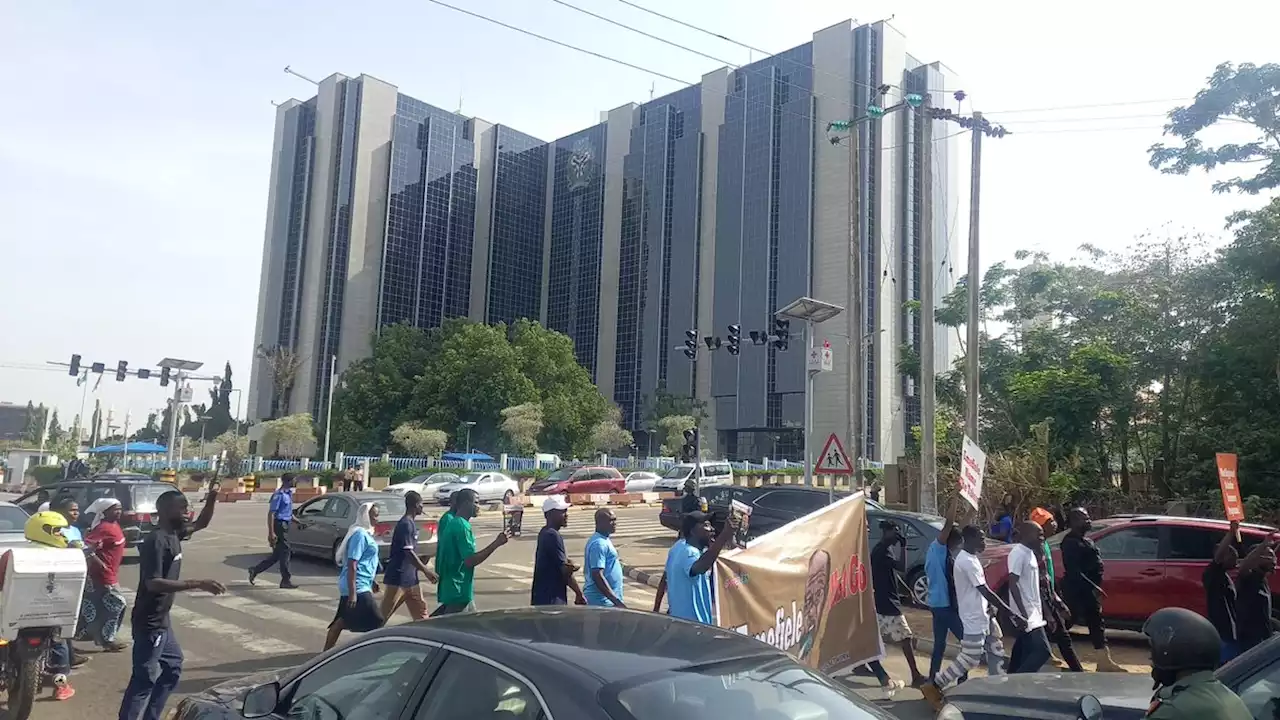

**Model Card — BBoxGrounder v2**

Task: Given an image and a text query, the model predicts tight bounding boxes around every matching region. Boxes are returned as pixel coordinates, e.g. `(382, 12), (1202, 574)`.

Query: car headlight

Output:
(937, 702), (966, 719)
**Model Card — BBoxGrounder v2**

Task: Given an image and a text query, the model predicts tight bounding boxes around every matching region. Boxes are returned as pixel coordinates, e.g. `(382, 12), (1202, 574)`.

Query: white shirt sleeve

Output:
(957, 553), (985, 590)
(1007, 545), (1025, 577)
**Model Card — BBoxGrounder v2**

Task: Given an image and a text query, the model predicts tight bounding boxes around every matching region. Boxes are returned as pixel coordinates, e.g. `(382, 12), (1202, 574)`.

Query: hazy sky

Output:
(2, 0), (1275, 429)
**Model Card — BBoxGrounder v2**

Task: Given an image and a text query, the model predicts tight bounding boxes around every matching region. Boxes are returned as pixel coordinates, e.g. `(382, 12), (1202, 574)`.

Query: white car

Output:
(384, 472), (460, 497)
(433, 471), (521, 506)
(623, 471), (662, 493)
(652, 462), (735, 492)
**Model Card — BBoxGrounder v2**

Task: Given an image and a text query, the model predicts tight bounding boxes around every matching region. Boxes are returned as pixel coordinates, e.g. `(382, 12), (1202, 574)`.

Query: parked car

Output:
(432, 471), (521, 506)
(0, 502), (30, 548)
(977, 514), (1280, 631)
(651, 462), (734, 493)
(290, 491), (438, 567)
(939, 630), (1280, 719)
(169, 607), (896, 720)
(384, 472), (459, 497)
(623, 471), (662, 493)
(13, 473), (184, 548)
(525, 466), (625, 495)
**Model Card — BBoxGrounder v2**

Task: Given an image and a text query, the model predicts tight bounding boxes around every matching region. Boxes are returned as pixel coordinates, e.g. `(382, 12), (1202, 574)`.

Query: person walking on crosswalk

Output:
(118, 487), (226, 720)
(531, 496), (587, 606)
(325, 502), (385, 650)
(380, 491), (439, 621)
(584, 508), (626, 608)
(431, 488), (509, 616)
(248, 473), (298, 589)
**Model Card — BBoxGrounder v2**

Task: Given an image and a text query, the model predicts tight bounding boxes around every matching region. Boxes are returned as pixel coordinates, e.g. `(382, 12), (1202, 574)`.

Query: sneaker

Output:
(102, 640), (130, 652)
(279, 581), (299, 589)
(52, 675), (74, 701)
(919, 682), (946, 711)
(70, 653), (90, 668)
(248, 569), (259, 586)
(880, 679), (905, 700)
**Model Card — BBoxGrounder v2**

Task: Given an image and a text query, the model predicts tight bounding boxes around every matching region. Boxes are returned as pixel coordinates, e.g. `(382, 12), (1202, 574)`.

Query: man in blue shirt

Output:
(925, 505), (966, 682)
(584, 509), (625, 607)
(249, 473), (297, 589)
(380, 491), (438, 620)
(654, 511), (736, 623)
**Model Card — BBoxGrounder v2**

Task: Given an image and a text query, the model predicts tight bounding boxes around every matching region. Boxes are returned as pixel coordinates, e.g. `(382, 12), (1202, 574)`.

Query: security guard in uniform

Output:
(1143, 606), (1251, 718)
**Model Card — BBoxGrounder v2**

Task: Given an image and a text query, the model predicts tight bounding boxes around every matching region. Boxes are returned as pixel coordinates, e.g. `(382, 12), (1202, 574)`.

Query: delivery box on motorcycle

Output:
(0, 547), (86, 640)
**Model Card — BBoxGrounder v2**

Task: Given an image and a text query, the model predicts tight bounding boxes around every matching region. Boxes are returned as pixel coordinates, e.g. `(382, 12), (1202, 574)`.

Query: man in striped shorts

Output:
(920, 524), (1026, 711)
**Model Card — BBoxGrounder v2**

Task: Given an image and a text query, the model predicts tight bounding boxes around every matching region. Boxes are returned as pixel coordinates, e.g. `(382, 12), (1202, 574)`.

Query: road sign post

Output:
(777, 298), (844, 491)
(815, 432), (854, 503)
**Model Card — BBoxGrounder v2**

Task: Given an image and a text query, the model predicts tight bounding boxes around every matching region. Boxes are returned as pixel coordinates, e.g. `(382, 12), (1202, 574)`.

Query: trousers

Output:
(118, 626), (183, 720)
(934, 617), (1006, 689)
(928, 606), (966, 679)
(250, 520), (293, 583)
(1009, 627), (1052, 673)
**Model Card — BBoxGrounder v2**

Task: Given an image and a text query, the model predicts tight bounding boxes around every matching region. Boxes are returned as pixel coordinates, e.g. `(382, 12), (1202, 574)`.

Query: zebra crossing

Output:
(469, 510), (672, 542)
(70, 559), (664, 682)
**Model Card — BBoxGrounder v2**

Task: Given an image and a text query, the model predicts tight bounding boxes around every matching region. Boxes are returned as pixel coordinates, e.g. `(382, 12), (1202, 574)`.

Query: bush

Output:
(368, 461), (396, 479)
(29, 465), (64, 487)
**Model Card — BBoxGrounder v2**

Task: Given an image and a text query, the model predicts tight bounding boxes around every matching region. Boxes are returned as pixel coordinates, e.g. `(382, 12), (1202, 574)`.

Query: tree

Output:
(257, 345), (303, 417)
(1149, 62), (1280, 194)
(329, 323), (436, 454)
(46, 410), (62, 445)
(656, 415), (697, 456)
(642, 390), (709, 430)
(500, 404), (543, 455)
(23, 402), (41, 445)
(590, 407), (634, 455)
(133, 413), (164, 443)
(89, 400), (102, 446)
(510, 319), (611, 455)
(390, 423), (448, 457)
(259, 413), (316, 458)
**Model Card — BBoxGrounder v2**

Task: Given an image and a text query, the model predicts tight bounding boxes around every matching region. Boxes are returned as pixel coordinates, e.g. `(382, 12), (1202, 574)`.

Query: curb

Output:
(624, 564), (663, 588)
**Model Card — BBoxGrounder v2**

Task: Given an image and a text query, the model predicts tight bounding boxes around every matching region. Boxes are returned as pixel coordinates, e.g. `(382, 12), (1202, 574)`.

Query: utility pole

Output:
(965, 112), (984, 442)
(847, 124), (864, 490)
(919, 105), (938, 515)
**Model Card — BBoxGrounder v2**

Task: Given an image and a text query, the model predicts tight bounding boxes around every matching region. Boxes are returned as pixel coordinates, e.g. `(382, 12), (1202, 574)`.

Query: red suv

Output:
(526, 466), (625, 495)
(978, 514), (1280, 630)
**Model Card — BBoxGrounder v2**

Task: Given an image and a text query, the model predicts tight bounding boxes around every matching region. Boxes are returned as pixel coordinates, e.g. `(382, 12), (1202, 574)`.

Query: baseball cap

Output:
(542, 495), (571, 513)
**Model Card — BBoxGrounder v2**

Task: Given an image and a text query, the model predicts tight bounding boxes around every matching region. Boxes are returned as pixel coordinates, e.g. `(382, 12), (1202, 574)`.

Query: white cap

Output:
(542, 495), (571, 513)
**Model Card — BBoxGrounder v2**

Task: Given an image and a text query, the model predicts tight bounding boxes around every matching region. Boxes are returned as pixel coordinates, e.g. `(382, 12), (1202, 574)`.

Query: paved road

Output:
(13, 499), (1149, 719)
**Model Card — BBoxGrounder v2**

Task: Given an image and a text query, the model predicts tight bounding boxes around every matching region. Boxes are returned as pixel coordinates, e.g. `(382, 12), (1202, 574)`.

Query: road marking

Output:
(480, 564), (657, 606)
(167, 606), (306, 655)
(211, 594), (332, 632)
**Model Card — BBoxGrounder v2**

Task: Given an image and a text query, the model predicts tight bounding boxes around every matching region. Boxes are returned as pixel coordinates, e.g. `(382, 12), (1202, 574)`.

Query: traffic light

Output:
(90, 362), (105, 374)
(866, 105), (885, 119)
(727, 324), (741, 356)
(160, 366), (171, 387)
(749, 330), (768, 346)
(772, 319), (790, 351)
(702, 336), (722, 351)
(681, 428), (698, 464)
(115, 360), (128, 382)
(905, 93), (925, 108)
(69, 354), (81, 376)
(137, 368), (151, 380)
(684, 330), (698, 360)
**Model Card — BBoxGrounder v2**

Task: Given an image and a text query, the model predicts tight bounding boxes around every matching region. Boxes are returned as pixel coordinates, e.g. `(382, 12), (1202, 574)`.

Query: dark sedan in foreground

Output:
(171, 607), (897, 720)
(939, 633), (1280, 719)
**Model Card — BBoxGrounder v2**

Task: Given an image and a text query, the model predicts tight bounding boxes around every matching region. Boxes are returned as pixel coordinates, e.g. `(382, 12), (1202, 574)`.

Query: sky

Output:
(1, 0), (1276, 430)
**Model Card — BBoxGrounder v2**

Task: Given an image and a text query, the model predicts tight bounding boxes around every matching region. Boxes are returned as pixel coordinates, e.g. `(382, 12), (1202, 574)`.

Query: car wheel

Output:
(907, 568), (929, 607)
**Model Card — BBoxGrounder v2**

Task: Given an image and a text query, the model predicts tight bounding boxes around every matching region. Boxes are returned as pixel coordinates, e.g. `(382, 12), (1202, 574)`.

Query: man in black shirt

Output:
(118, 487), (225, 720)
(679, 479), (701, 515)
(530, 496), (586, 606)
(1236, 537), (1276, 654)
(1059, 507), (1125, 672)
(1204, 520), (1241, 663)
(870, 520), (926, 688)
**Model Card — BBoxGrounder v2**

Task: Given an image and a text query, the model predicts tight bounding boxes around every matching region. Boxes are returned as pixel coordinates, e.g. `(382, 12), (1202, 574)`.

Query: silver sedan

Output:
(289, 492), (439, 568)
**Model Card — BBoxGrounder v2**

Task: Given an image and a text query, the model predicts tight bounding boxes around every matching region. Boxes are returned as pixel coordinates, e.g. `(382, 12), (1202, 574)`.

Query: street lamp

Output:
(463, 421), (476, 455)
(776, 297), (844, 497)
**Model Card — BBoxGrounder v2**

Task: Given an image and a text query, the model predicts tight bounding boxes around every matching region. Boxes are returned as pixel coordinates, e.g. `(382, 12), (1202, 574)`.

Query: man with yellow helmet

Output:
(24, 510), (71, 548)
(20, 502), (85, 700)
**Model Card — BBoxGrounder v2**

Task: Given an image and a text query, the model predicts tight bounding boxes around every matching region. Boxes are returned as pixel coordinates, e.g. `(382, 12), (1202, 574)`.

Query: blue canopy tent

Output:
(442, 451), (494, 462)
(89, 442), (168, 454)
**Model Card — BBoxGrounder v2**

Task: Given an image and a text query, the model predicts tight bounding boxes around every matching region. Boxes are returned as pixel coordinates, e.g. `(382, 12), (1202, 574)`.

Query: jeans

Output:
(929, 606), (966, 679)
(118, 626), (183, 720)
(250, 520), (293, 583)
(47, 639), (72, 674)
(1009, 627), (1052, 673)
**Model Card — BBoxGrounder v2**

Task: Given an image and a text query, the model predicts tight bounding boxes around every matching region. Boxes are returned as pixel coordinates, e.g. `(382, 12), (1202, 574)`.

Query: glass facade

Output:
(614, 87), (702, 432)
(711, 48), (814, 459)
(547, 124), (607, 377)
(379, 95), (477, 331)
(486, 126), (548, 326)
(272, 99), (316, 417)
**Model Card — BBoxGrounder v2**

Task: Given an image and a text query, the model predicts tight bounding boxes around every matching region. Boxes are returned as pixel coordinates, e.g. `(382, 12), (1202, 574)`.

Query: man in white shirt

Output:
(920, 525), (1026, 711)
(1007, 521), (1051, 673)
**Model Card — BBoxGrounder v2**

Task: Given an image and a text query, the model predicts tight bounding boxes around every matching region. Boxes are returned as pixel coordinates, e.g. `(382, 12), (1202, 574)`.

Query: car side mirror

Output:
(242, 681), (281, 718)
(1077, 694), (1103, 720)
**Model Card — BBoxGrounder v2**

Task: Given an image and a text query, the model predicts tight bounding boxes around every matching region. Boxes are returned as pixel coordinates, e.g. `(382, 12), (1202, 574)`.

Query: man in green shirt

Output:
(431, 488), (509, 616)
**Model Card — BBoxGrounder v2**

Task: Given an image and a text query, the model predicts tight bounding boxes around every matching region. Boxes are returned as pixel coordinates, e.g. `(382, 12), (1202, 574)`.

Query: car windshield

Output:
(369, 496), (406, 517)
(540, 468), (576, 484)
(133, 484), (180, 510)
(662, 466), (693, 480)
(425, 473), (457, 484)
(454, 473), (482, 485)
(607, 655), (888, 720)
(0, 506), (27, 532)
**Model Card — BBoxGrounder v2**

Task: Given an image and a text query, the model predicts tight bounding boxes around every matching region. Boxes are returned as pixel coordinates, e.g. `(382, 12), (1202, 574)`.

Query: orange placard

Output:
(1216, 453), (1244, 521)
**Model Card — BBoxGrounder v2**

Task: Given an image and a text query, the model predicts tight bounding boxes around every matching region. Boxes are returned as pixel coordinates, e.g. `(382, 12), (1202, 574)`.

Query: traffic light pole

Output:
(804, 318), (815, 488)
(165, 375), (184, 468)
(847, 121), (863, 497)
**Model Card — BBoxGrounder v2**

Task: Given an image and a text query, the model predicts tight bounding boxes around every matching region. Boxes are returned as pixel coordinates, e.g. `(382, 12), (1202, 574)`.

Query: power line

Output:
(997, 113), (1168, 125)
(983, 97), (1189, 116)
(548, 0), (737, 68)
(1013, 125), (1166, 135)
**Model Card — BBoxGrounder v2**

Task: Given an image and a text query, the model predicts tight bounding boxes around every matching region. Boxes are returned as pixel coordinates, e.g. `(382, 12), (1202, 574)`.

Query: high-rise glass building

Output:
(248, 19), (961, 465)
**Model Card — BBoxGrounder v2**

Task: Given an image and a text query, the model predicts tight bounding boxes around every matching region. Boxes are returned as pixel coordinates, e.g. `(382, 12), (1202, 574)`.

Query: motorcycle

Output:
(0, 546), (87, 719)
(0, 630), (60, 718)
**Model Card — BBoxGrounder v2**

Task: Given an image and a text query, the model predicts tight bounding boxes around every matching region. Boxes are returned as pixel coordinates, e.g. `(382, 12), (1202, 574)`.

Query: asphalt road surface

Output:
(11, 499), (1150, 720)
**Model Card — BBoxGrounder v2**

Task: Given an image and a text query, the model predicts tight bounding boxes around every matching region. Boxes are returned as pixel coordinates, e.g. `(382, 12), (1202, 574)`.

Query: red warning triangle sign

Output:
(815, 433), (854, 474)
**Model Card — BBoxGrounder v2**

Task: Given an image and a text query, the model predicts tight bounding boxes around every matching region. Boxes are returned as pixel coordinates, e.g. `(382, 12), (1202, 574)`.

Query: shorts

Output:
(877, 613), (913, 643)
(331, 592), (385, 633)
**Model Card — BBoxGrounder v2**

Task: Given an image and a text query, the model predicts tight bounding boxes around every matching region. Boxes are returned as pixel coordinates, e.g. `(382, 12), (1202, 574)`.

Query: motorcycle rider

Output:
(24, 510), (83, 701)
(1143, 606), (1250, 718)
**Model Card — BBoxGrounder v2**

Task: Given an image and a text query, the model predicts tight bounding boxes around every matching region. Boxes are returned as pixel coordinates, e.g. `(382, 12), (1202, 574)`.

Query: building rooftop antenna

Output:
(283, 65), (320, 86)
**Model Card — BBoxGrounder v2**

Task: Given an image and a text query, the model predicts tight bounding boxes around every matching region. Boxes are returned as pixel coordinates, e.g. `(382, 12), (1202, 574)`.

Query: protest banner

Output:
(959, 435), (986, 511)
(715, 494), (879, 674)
(1216, 453), (1244, 522)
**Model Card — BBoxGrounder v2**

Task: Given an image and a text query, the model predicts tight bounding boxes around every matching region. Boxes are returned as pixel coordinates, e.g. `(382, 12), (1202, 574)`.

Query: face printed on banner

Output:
(794, 549), (831, 661)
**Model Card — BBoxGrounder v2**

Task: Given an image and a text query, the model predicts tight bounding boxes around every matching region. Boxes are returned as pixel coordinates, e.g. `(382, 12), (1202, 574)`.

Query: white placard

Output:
(959, 435), (986, 511)
(806, 342), (833, 373)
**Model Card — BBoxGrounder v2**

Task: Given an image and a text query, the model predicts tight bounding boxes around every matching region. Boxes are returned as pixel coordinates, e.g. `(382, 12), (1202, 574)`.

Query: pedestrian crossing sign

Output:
(814, 433), (853, 474)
